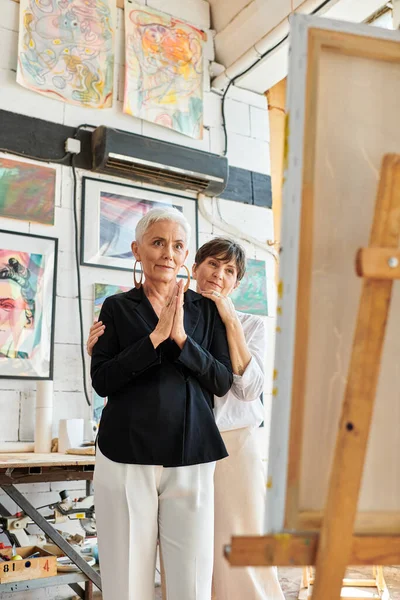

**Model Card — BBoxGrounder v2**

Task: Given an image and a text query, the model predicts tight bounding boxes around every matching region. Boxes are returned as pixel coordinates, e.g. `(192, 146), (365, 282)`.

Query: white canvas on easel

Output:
(265, 14), (400, 537)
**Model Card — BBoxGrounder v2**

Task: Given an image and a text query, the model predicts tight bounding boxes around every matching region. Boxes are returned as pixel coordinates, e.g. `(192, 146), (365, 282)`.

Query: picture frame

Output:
(0, 229), (58, 379)
(80, 177), (198, 276)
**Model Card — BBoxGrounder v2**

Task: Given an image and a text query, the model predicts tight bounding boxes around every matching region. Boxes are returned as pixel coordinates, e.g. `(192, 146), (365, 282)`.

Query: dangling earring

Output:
(133, 260), (143, 289)
(181, 264), (191, 292)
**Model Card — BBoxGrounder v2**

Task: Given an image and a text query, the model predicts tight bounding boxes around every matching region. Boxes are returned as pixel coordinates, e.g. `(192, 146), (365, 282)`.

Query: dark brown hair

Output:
(194, 237), (246, 281)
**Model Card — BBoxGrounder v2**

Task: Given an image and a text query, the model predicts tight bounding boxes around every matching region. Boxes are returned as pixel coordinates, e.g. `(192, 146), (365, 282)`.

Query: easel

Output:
(225, 154), (400, 597)
(299, 566), (389, 599)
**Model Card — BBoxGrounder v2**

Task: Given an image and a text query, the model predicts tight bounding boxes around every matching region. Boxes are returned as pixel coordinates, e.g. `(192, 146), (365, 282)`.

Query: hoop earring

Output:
(133, 260), (143, 289)
(181, 264), (191, 292)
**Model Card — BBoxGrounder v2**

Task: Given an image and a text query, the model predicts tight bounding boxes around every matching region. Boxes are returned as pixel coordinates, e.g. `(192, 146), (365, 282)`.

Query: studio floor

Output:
(152, 567), (400, 600)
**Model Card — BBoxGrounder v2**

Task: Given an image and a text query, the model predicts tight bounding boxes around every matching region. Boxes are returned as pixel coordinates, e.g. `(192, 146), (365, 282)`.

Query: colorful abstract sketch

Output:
(100, 193), (181, 262)
(92, 283), (130, 422)
(0, 249), (45, 361)
(0, 158), (55, 225)
(17, 0), (115, 108)
(230, 259), (268, 316)
(124, 1), (205, 139)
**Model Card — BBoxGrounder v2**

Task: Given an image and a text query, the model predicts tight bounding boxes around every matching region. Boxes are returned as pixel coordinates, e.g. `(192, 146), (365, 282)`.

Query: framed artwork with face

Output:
(0, 230), (58, 379)
(80, 177), (198, 276)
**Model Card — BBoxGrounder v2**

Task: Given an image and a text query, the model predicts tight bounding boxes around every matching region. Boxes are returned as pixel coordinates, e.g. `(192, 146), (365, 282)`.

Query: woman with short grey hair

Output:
(91, 207), (232, 600)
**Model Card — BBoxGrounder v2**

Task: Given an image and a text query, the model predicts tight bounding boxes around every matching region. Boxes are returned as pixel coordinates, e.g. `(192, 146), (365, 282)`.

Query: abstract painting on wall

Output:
(93, 282), (130, 422)
(230, 259), (268, 316)
(17, 0), (116, 109)
(0, 230), (58, 379)
(124, 1), (205, 139)
(0, 157), (56, 225)
(81, 177), (198, 273)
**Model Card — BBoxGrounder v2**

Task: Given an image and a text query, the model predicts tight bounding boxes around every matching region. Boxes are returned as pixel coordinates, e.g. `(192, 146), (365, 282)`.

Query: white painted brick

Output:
(203, 91), (222, 128)
(52, 391), (92, 436)
(1, 0), (19, 31)
(147, 0), (211, 30)
(53, 343), (86, 392)
(0, 28), (17, 71)
(29, 206), (75, 253)
(250, 106), (270, 141)
(142, 120), (210, 153)
(217, 199), (273, 246)
(209, 125), (224, 156)
(55, 296), (92, 345)
(0, 215), (30, 233)
(228, 132), (270, 175)
(224, 98), (250, 136)
(0, 69), (65, 124)
(0, 392), (20, 441)
(223, 85), (268, 110)
(15, 483), (51, 494)
(19, 389), (35, 442)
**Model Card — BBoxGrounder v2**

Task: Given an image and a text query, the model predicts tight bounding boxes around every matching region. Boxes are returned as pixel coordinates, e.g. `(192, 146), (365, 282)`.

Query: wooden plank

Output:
(356, 248), (400, 279)
(226, 534), (400, 567)
(298, 511), (400, 534)
(312, 153), (400, 600)
(0, 453), (95, 469)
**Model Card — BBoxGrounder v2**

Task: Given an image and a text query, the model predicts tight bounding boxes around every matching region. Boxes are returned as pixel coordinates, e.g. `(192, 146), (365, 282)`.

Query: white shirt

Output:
(213, 311), (266, 432)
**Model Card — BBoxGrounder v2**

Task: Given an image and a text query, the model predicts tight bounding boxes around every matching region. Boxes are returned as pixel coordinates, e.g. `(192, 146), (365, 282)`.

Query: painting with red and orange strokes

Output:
(0, 158), (55, 225)
(124, 1), (206, 139)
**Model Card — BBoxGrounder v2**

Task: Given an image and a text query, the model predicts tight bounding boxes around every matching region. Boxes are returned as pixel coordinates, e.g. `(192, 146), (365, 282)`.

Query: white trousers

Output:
(94, 447), (216, 600)
(213, 428), (285, 600)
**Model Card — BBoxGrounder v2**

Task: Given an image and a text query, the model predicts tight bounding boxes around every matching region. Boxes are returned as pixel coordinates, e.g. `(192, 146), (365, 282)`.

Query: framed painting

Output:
(0, 230), (58, 379)
(0, 157), (56, 225)
(92, 282), (130, 422)
(80, 177), (198, 277)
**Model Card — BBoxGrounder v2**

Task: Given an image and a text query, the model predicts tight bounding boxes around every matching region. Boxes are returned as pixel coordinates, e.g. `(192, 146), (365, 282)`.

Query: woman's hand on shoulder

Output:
(200, 290), (237, 326)
(170, 279), (187, 349)
(150, 285), (178, 349)
(86, 321), (105, 357)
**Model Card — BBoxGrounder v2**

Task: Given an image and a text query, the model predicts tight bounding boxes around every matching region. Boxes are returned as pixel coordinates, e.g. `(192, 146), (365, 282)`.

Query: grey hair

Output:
(135, 206), (191, 245)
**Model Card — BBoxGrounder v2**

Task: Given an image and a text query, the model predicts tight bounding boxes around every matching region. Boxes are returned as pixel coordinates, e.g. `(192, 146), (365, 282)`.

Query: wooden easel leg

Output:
(311, 154), (400, 600)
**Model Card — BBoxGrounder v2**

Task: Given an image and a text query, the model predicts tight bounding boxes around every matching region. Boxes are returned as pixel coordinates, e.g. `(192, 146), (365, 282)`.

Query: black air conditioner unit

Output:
(92, 126), (228, 196)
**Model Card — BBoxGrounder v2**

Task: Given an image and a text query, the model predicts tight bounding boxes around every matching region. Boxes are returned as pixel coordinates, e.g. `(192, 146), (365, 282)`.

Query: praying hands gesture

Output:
(86, 280), (187, 356)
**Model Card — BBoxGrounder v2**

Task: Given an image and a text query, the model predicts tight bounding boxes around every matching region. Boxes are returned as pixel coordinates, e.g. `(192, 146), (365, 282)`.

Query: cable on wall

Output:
(0, 122), (97, 408)
(221, 0), (335, 156)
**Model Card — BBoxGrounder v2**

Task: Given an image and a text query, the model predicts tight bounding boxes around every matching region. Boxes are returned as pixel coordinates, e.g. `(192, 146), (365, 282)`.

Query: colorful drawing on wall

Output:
(230, 259), (268, 316)
(93, 282), (130, 422)
(0, 158), (56, 225)
(0, 231), (58, 379)
(81, 177), (198, 272)
(124, 1), (205, 139)
(17, 0), (116, 109)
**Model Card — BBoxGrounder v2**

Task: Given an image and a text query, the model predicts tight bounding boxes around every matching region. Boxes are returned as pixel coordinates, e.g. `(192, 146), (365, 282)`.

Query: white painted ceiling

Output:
(209, 0), (394, 94)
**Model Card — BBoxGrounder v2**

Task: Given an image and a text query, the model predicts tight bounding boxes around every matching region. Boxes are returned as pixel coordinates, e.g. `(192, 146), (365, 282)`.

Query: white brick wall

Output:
(0, 0), (275, 582)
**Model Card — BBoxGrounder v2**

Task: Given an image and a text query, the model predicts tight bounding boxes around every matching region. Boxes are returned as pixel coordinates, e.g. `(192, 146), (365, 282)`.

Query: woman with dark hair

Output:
(88, 236), (284, 600)
(90, 208), (232, 600)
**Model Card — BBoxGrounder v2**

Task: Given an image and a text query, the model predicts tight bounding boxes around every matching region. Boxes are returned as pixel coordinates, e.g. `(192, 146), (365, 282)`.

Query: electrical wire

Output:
(221, 0), (335, 156)
(0, 148), (70, 164)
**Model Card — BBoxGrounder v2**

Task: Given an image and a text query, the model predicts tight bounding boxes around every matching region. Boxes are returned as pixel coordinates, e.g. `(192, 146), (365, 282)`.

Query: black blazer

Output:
(91, 287), (232, 467)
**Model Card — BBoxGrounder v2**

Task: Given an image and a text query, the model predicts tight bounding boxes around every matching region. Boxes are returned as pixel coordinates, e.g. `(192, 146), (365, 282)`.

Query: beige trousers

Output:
(212, 427), (285, 600)
(94, 447), (216, 600)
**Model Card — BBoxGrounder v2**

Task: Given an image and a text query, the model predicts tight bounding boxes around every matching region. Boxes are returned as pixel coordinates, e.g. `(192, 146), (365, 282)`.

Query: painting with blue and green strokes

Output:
(230, 259), (268, 316)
